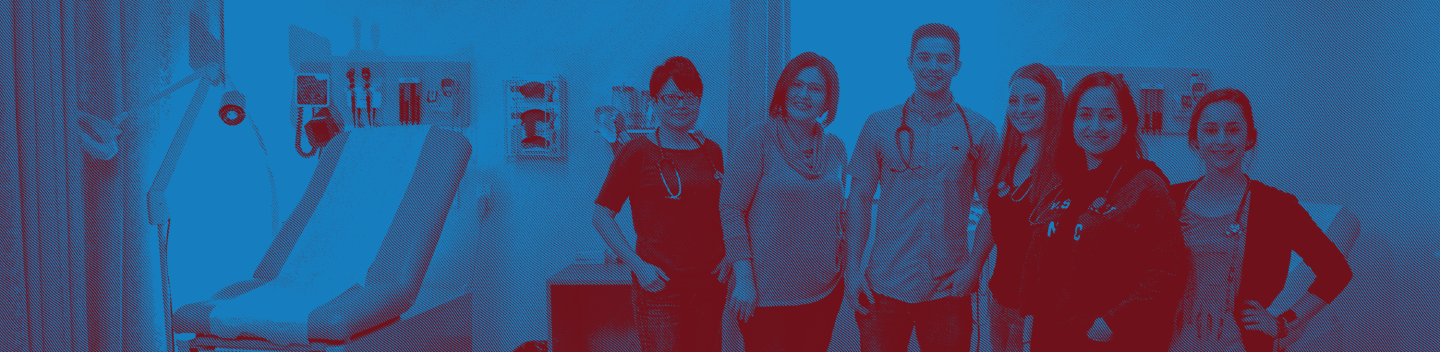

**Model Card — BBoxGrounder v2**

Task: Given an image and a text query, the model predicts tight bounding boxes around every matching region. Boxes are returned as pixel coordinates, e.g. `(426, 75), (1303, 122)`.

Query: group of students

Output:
(590, 23), (1353, 352)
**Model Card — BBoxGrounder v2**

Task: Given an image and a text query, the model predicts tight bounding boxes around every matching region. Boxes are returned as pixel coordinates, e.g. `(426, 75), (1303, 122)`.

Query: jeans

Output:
(854, 290), (972, 352)
(990, 299), (1026, 352)
(739, 282), (844, 352)
(633, 273), (725, 352)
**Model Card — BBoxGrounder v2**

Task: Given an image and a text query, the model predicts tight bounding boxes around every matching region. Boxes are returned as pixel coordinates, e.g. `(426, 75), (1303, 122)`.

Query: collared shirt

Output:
(846, 99), (1001, 303)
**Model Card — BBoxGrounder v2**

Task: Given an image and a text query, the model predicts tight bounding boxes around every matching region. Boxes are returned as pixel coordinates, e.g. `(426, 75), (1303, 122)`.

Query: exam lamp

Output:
(79, 1), (281, 351)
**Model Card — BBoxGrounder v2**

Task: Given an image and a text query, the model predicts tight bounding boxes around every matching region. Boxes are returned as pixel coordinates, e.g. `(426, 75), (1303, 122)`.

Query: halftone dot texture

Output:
(177, 125), (469, 351)
(7, 0), (1438, 351)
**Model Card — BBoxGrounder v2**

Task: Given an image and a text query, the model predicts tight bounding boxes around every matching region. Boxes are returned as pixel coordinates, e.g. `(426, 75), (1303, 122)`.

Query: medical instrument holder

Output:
(290, 23), (474, 131)
(505, 75), (568, 160)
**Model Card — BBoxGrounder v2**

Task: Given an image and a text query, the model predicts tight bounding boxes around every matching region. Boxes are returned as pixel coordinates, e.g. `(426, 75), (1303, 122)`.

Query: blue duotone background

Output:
(80, 0), (1440, 351)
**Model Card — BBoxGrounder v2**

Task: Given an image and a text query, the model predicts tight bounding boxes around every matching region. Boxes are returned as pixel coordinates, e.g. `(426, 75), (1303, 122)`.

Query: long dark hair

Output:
(996, 63), (1064, 199)
(1056, 71), (1144, 180)
(768, 52), (839, 131)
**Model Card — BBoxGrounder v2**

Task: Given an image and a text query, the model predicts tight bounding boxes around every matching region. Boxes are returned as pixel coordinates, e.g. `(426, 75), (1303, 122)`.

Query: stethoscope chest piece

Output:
(1225, 223), (1243, 238)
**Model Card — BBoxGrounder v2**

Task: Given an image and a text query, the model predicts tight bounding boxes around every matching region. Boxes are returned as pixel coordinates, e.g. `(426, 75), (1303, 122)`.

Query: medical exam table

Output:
(174, 125), (471, 352)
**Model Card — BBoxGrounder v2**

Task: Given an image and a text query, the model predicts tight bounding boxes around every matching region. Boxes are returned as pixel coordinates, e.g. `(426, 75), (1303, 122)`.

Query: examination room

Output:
(2, 0), (1437, 351)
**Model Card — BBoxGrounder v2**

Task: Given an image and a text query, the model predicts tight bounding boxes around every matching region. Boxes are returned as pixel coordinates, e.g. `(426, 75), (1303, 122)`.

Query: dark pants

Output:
(632, 273), (725, 352)
(1028, 315), (1107, 352)
(855, 290), (973, 352)
(739, 282), (845, 352)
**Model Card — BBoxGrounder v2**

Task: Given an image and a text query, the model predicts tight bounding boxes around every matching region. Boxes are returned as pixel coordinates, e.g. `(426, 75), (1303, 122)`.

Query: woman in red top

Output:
(971, 63), (1064, 352)
(1168, 88), (1352, 352)
(1020, 71), (1189, 351)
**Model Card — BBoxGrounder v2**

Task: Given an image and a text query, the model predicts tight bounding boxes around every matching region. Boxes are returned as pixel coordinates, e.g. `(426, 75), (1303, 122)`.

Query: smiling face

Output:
(654, 78), (700, 133)
(908, 37), (959, 94)
(1007, 78), (1046, 134)
(786, 67), (827, 123)
(1072, 87), (1124, 158)
(1192, 101), (1249, 171)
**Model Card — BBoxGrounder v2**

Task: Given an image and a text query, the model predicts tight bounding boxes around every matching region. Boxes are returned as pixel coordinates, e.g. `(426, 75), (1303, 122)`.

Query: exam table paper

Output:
(209, 128), (425, 346)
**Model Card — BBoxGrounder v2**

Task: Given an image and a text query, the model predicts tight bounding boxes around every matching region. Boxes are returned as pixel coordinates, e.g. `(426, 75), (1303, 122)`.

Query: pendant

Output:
(1090, 197), (1107, 212)
(1047, 222), (1056, 237)
(1059, 199), (1071, 209)
(1073, 224), (1084, 241)
(998, 181), (1010, 197)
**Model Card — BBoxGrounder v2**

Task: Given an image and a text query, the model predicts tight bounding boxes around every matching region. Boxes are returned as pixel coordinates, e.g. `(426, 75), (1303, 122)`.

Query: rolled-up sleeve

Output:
(845, 115), (883, 185)
(716, 122), (769, 282)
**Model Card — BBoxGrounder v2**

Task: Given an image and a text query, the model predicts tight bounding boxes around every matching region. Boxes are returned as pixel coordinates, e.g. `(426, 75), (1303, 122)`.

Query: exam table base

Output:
(187, 292), (472, 352)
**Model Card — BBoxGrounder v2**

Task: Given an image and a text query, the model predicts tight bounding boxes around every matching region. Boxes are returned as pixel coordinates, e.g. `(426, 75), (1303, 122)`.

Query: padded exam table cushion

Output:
(174, 125), (470, 347)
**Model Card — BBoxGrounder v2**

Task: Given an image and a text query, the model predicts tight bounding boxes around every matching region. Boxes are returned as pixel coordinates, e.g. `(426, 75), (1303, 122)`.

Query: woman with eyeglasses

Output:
(966, 63), (1065, 352)
(1168, 88), (1351, 352)
(1020, 71), (1188, 351)
(712, 52), (846, 352)
(593, 56), (725, 352)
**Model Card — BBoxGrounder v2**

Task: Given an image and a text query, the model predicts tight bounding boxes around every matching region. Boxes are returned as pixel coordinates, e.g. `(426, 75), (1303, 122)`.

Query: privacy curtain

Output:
(5, 0), (175, 351)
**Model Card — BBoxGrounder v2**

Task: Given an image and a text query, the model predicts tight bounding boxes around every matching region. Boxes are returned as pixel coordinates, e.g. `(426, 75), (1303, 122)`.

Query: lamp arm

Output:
(145, 62), (218, 352)
(147, 74), (215, 226)
(119, 63), (220, 128)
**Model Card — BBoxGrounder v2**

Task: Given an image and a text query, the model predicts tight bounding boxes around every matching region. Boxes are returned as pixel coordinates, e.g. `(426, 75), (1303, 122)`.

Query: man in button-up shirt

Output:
(844, 23), (1000, 352)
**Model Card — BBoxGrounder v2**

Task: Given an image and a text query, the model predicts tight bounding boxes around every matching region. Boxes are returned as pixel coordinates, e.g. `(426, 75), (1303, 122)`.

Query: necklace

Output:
(782, 117), (821, 167)
(1183, 175), (1251, 238)
(653, 129), (722, 200)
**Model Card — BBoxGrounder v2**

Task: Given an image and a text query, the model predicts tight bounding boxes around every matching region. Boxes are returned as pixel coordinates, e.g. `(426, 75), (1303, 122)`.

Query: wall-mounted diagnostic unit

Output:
(288, 20), (473, 157)
(504, 75), (567, 160)
(1051, 65), (1213, 136)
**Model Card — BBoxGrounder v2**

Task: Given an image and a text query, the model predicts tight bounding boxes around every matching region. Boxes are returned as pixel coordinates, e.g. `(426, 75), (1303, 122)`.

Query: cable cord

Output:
(296, 107), (318, 158)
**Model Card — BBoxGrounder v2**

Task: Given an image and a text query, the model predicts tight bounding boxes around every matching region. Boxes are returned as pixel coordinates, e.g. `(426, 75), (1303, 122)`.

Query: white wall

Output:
(160, 1), (731, 351)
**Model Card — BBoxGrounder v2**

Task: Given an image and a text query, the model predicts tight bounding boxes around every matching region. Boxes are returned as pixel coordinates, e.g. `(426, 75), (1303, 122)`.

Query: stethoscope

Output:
(1031, 160), (1129, 242)
(893, 97), (973, 173)
(655, 130), (721, 200)
(1180, 175), (1251, 340)
(1183, 175), (1251, 239)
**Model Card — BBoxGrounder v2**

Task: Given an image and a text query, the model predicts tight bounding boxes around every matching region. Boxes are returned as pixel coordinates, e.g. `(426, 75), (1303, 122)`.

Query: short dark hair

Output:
(649, 56), (704, 99)
(768, 52), (840, 127)
(1056, 71), (1143, 179)
(911, 23), (960, 59)
(1188, 88), (1258, 151)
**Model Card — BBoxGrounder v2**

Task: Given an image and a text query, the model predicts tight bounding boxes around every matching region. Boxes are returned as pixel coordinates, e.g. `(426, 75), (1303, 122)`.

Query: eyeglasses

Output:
(789, 81), (825, 95)
(658, 93), (699, 107)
